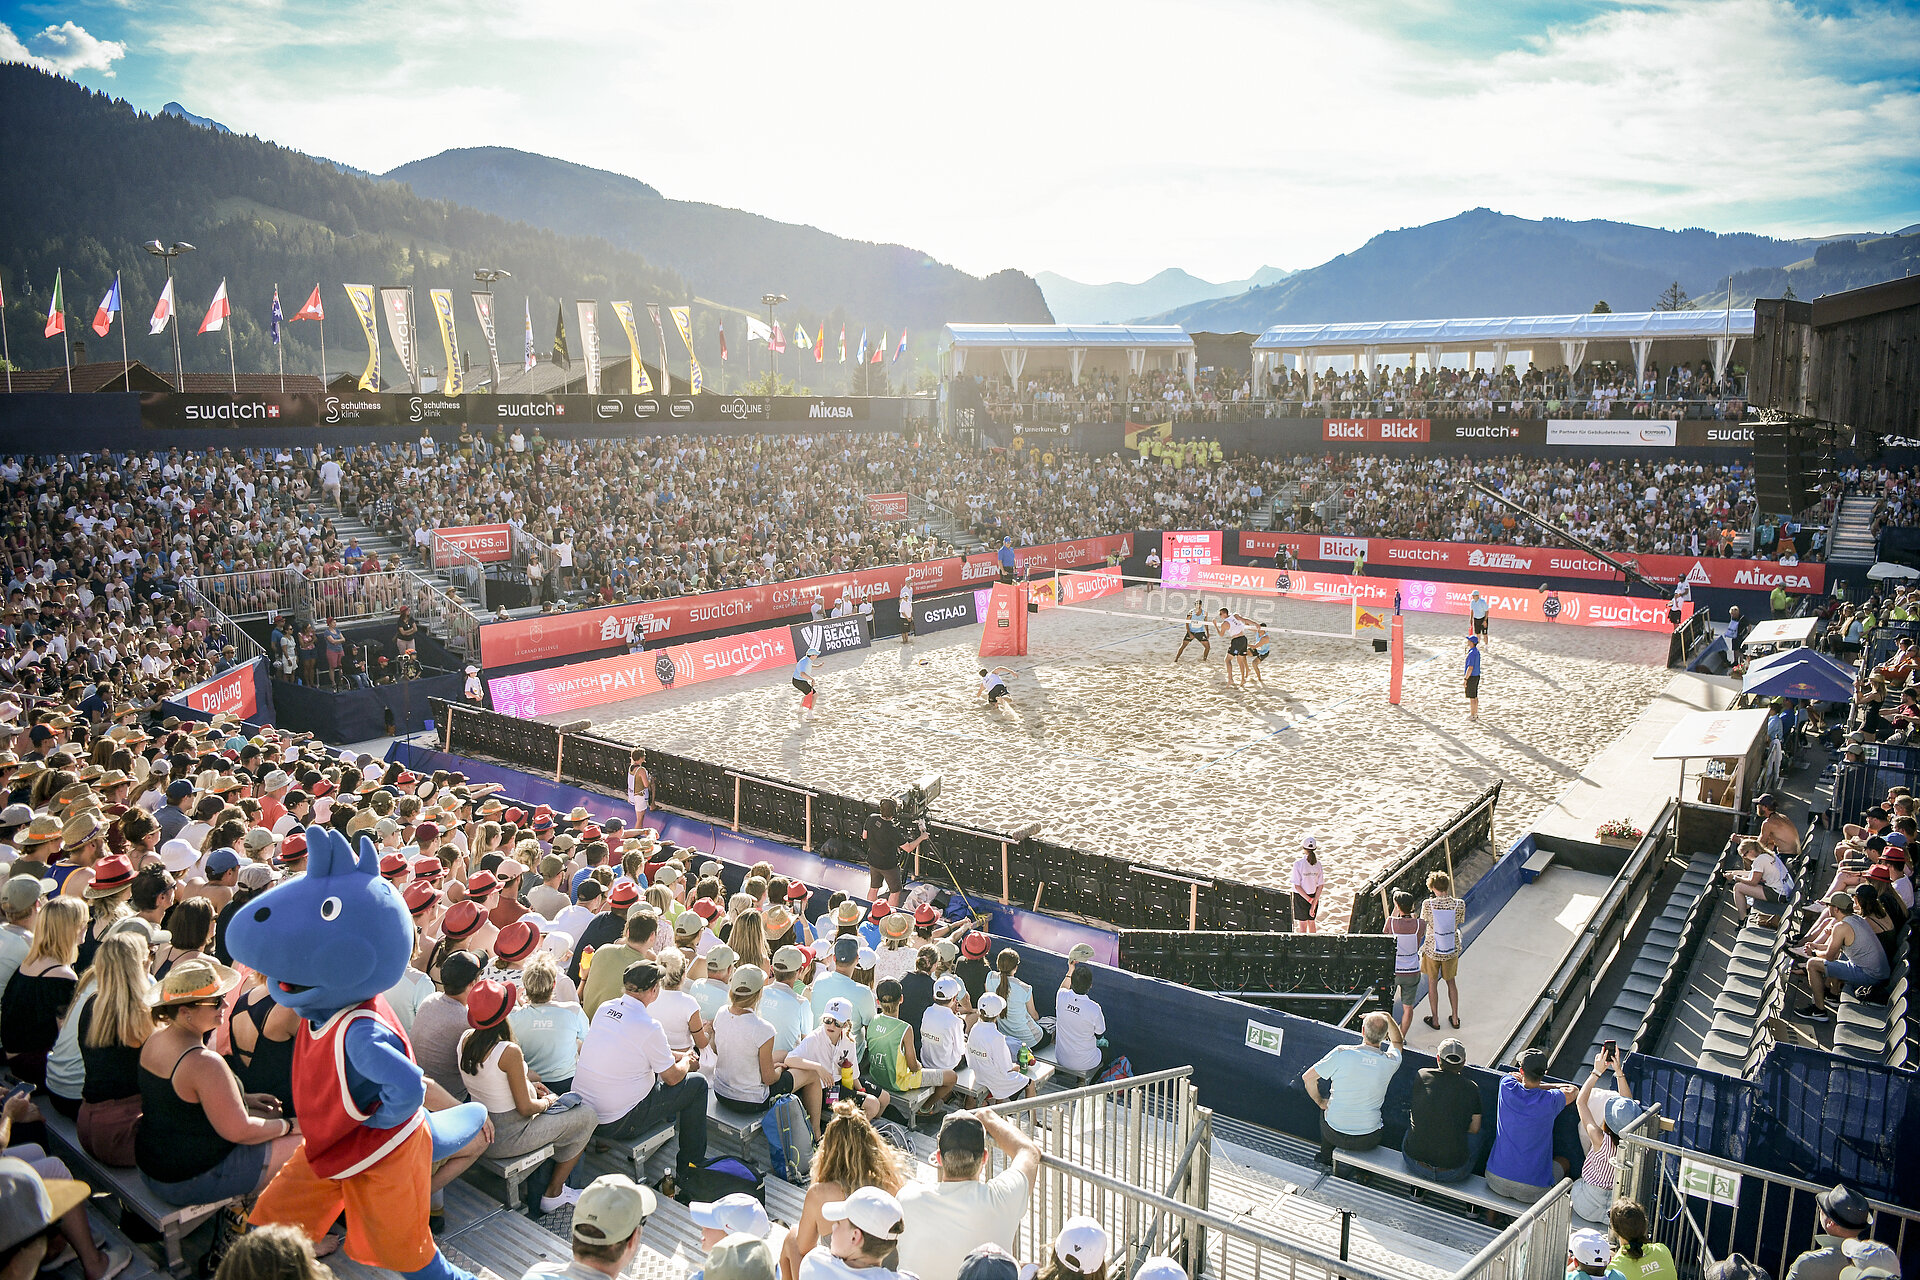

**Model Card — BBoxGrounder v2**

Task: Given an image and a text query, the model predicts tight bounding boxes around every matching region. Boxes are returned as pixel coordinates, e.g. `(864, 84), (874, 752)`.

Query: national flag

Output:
(745, 316), (771, 344)
(893, 328), (907, 363)
(91, 275), (121, 338)
(44, 270), (64, 338)
(855, 328), (867, 364)
(292, 285), (324, 322)
(198, 279), (230, 334)
(872, 330), (885, 364)
(718, 322), (729, 361)
(149, 278), (176, 335)
(552, 301), (570, 366)
(838, 324), (847, 363)
(791, 322), (809, 353)
(814, 325), (825, 363)
(270, 286), (283, 345)
(770, 321), (786, 353)
(523, 298), (536, 371)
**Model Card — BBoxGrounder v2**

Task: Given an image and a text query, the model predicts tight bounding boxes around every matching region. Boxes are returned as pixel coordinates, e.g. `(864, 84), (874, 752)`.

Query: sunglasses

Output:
(175, 999), (223, 1010)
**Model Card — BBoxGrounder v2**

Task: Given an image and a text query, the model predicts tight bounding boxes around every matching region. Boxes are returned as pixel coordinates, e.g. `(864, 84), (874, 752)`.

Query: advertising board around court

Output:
(790, 616), (871, 658)
(914, 592), (979, 635)
(864, 492), (909, 521)
(1162, 562), (1685, 633)
(179, 658), (264, 721)
(1161, 530), (1223, 566)
(432, 523), (513, 564)
(1237, 532), (1824, 594)
(488, 622), (803, 718)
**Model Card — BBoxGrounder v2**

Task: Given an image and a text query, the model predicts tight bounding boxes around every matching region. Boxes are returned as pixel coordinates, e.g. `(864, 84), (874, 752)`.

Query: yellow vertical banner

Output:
(611, 301), (653, 393)
(429, 288), (462, 396)
(343, 284), (380, 391)
(669, 306), (702, 393)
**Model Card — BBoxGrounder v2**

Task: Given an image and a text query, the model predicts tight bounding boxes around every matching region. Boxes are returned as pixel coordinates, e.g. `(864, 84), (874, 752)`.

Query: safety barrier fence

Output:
(424, 533), (489, 613)
(1617, 1109), (1920, 1280)
(1448, 1180), (1574, 1280)
(1115, 930), (1394, 1014)
(177, 578), (268, 666)
(1347, 783), (1501, 934)
(180, 568), (297, 622)
(286, 568), (414, 626)
(430, 699), (1301, 933)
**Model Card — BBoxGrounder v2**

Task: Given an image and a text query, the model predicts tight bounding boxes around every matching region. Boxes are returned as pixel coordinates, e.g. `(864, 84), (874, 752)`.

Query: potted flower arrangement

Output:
(1596, 818), (1643, 848)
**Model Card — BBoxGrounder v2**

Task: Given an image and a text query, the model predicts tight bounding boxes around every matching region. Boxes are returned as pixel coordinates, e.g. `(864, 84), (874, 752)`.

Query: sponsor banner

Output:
(344, 284), (380, 391)
(1434, 420), (1541, 443)
(1163, 562), (1684, 633)
(136, 392), (875, 430)
(489, 623), (796, 719)
(138, 393), (304, 427)
(790, 616), (871, 658)
(1677, 420), (1754, 448)
(865, 492), (909, 521)
(1323, 418), (1431, 443)
(1545, 419), (1676, 448)
(180, 658), (262, 720)
(958, 534), (1134, 584)
(610, 301), (654, 394)
(1161, 531), (1223, 566)
(1058, 566), (1124, 604)
(433, 523), (513, 565)
(916, 592), (979, 634)
(478, 557), (967, 668)
(577, 301), (602, 396)
(471, 292), (498, 381)
(1027, 578), (1059, 609)
(379, 287), (417, 386)
(1236, 533), (1824, 594)
(429, 288), (462, 396)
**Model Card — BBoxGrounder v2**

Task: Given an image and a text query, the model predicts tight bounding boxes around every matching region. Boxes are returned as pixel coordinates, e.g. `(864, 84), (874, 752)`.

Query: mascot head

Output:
(224, 826), (413, 1022)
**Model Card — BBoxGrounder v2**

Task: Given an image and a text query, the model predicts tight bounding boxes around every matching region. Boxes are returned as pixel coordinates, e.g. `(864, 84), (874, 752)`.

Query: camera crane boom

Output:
(1467, 482), (1666, 598)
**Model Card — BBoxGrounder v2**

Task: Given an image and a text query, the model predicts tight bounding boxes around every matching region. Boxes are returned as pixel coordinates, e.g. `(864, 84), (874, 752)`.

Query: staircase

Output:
(1828, 495), (1879, 569)
(912, 497), (987, 554)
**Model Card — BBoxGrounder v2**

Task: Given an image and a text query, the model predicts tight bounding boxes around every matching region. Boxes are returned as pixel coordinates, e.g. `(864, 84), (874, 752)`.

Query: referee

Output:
(1469, 590), (1490, 646)
(860, 797), (926, 908)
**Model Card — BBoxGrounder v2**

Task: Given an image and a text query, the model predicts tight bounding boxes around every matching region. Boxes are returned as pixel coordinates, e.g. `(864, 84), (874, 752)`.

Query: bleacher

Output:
(1582, 847), (1720, 1066)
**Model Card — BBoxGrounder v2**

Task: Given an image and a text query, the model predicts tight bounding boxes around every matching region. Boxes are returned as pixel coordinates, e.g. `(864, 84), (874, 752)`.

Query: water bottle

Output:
(579, 945), (594, 978)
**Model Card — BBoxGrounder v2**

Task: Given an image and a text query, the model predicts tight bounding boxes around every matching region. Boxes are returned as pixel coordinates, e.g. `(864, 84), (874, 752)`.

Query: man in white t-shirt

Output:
(318, 456), (343, 510)
(571, 959), (708, 1176)
(897, 583), (914, 645)
(1053, 960), (1109, 1078)
(896, 1110), (1039, 1280)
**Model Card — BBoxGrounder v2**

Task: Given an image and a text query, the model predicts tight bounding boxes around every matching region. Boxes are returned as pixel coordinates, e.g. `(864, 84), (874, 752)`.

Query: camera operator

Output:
(861, 798), (926, 909)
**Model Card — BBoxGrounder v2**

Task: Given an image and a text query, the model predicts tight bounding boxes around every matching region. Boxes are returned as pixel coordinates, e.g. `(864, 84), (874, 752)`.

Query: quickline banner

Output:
(429, 288), (462, 396)
(343, 284), (380, 391)
(611, 301), (653, 393)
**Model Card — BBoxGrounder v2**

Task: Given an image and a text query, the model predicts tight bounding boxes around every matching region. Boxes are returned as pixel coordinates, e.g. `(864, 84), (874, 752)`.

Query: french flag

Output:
(91, 275), (121, 337)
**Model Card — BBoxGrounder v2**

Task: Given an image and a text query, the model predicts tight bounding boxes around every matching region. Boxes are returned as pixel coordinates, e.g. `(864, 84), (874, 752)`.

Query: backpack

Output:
(665, 1156), (765, 1207)
(1094, 1055), (1134, 1084)
(760, 1095), (813, 1183)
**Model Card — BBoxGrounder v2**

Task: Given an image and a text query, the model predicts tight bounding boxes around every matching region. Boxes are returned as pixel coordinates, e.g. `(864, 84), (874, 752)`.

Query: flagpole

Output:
(276, 283), (285, 394)
(318, 285), (327, 389)
(116, 272), (129, 391)
(228, 317), (237, 394)
(62, 328), (71, 393)
(1, 292), (11, 393)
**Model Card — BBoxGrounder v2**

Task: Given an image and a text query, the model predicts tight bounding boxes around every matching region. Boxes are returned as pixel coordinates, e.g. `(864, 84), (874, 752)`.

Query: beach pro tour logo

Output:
(792, 617), (869, 658)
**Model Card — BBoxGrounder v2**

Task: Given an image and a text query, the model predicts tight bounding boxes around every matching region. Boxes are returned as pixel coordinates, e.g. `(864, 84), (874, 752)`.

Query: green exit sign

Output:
(1679, 1158), (1741, 1207)
(1245, 1021), (1285, 1058)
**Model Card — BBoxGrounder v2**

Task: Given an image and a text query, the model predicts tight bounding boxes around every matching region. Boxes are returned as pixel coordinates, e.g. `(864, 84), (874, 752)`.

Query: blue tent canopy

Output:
(1742, 648), (1856, 703)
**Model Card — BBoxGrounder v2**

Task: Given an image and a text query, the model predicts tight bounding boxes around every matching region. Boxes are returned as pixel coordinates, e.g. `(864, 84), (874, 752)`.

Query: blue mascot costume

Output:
(225, 828), (486, 1280)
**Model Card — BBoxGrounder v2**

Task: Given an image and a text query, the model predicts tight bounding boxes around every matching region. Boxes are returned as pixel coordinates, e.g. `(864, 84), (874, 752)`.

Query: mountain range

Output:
(1155, 209), (1915, 331)
(1035, 266), (1291, 324)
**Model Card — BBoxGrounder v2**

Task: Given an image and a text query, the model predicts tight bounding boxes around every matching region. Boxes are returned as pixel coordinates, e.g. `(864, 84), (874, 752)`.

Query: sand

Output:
(573, 586), (1674, 929)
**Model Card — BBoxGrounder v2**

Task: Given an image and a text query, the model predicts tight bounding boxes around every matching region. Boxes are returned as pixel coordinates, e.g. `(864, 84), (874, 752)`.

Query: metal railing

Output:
(1450, 1180), (1575, 1280)
(1617, 1114), (1920, 1279)
(287, 568), (414, 626)
(178, 578), (267, 665)
(180, 568), (296, 622)
(426, 533), (490, 612)
(976, 390), (1750, 425)
(410, 575), (483, 657)
(978, 1068), (1405, 1280)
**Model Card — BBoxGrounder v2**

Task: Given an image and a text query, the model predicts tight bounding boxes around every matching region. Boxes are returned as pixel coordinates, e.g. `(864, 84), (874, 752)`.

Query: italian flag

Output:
(44, 269), (64, 338)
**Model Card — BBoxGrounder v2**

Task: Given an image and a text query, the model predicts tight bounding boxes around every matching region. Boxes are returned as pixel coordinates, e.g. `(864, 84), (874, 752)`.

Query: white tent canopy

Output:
(940, 324), (1196, 388)
(1249, 309), (1754, 397)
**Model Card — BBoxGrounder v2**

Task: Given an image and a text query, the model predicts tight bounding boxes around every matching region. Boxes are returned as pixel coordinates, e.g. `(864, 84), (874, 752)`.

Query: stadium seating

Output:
(1586, 848), (1720, 1065)
(1833, 929), (1913, 1067)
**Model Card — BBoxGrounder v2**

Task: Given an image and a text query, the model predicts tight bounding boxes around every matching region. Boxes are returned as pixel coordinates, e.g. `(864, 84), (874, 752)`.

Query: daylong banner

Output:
(180, 657), (265, 720)
(488, 623), (797, 718)
(1236, 533), (1824, 594)
(1163, 562), (1685, 633)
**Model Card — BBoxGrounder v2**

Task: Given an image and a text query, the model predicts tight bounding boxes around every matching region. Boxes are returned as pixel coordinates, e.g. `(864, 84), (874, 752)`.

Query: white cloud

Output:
(0, 20), (127, 77)
(110, 0), (1920, 281)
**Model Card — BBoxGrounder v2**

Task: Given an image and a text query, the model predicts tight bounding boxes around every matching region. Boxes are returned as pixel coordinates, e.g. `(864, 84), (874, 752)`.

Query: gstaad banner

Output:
(915, 592), (979, 635)
(140, 391), (874, 429)
(1237, 533), (1824, 594)
(1162, 563), (1685, 633)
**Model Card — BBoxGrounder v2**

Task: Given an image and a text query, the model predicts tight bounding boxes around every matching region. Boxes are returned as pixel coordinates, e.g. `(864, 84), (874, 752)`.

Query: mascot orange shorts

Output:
(251, 1124), (435, 1271)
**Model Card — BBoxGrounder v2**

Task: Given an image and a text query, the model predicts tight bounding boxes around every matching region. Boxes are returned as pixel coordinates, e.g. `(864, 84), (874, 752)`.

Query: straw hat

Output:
(148, 956), (243, 1008)
(61, 812), (106, 851)
(18, 815), (64, 847)
(763, 905), (795, 936)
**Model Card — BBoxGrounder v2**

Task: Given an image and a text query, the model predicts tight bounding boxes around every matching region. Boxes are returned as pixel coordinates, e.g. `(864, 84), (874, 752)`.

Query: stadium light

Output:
(143, 239), (196, 391)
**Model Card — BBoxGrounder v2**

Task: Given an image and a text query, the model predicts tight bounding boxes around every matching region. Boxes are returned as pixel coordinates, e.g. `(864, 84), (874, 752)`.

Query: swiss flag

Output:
(291, 285), (324, 322)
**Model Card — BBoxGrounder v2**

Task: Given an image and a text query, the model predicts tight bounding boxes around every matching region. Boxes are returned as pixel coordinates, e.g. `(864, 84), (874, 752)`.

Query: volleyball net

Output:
(1044, 566), (1362, 640)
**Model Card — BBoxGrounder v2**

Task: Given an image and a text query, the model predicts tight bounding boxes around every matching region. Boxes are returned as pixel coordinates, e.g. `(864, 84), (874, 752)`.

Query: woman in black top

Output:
(76, 933), (153, 1163)
(1, 897), (84, 1085)
(225, 972), (298, 1117)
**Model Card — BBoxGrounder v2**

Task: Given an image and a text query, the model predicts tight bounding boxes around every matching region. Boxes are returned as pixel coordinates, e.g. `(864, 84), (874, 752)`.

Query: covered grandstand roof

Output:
(1251, 309), (1755, 353)
(940, 324), (1193, 349)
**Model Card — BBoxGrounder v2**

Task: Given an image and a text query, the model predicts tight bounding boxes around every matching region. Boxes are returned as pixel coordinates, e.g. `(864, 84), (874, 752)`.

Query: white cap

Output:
(821, 1186), (904, 1241)
(822, 997), (855, 1025)
(934, 975), (965, 1001)
(1570, 1230), (1612, 1269)
(978, 992), (1007, 1017)
(855, 946), (876, 969)
(689, 1193), (770, 1239)
(1301, 834), (1317, 850)
(158, 838), (199, 874)
(1134, 1261), (1187, 1280)
(1053, 1216), (1110, 1274)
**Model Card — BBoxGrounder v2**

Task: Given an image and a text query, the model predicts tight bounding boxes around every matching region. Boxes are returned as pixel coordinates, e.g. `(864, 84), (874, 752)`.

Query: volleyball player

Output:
(793, 644), (820, 722)
(1174, 605), (1211, 663)
(1217, 608), (1253, 688)
(977, 665), (1017, 713)
(1248, 622), (1273, 688)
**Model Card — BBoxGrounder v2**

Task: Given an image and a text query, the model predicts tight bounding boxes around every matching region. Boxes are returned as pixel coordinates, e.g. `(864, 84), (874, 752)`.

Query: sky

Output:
(4, 0), (1918, 284)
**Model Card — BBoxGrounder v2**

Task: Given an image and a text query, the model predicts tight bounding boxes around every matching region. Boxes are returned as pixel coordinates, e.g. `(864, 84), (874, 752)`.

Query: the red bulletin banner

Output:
(1323, 419), (1431, 443)
(477, 534), (1133, 669)
(180, 658), (262, 720)
(865, 492), (909, 521)
(488, 623), (796, 718)
(1163, 563), (1686, 633)
(1237, 532), (1825, 595)
(433, 523), (513, 564)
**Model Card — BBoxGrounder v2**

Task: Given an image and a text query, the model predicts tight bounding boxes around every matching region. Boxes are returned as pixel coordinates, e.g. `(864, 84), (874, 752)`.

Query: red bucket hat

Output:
(466, 979), (516, 1030)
